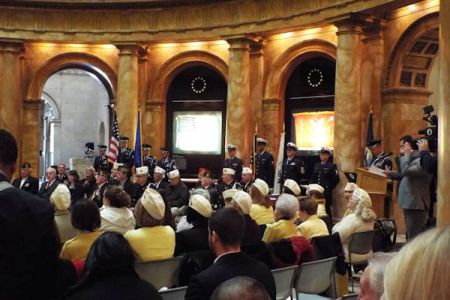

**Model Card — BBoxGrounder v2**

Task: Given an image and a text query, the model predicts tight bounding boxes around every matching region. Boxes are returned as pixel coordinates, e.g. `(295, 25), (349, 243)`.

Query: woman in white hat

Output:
(332, 187), (376, 263)
(51, 183), (77, 244)
(125, 188), (175, 262)
(174, 193), (213, 256)
(249, 179), (275, 225)
(99, 185), (136, 235)
(342, 182), (358, 218)
(228, 191), (261, 245)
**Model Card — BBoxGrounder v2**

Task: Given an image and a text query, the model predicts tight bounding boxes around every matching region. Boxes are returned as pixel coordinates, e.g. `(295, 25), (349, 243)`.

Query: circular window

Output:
(307, 68), (323, 88)
(191, 76), (207, 94)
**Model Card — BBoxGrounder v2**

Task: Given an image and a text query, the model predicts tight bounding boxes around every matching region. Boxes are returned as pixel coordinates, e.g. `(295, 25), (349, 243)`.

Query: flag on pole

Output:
(251, 124), (258, 174)
(273, 125), (285, 194)
(364, 110), (374, 167)
(134, 111), (142, 168)
(107, 109), (120, 164)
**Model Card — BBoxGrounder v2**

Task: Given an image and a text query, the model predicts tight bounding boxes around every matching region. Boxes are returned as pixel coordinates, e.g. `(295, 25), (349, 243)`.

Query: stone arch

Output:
(384, 12), (439, 89)
(27, 52), (117, 101)
(264, 39), (337, 101)
(150, 50), (228, 101)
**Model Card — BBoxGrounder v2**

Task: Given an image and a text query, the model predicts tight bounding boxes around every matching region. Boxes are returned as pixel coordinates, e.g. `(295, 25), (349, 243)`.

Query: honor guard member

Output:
(281, 142), (305, 186)
(241, 167), (254, 193)
(94, 144), (110, 172)
(309, 146), (340, 217)
(117, 136), (135, 168)
(217, 168), (242, 209)
(157, 146), (177, 178)
(255, 138), (275, 188)
(223, 144), (243, 182)
(368, 139), (393, 170)
(142, 144), (157, 180)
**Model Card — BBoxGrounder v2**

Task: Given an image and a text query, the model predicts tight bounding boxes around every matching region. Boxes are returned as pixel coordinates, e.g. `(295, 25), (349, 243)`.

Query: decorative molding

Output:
(381, 87), (432, 105)
(145, 100), (165, 111)
(262, 98), (281, 110)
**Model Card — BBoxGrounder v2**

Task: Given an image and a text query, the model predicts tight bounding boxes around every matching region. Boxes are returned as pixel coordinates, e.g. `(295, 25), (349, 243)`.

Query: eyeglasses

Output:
(344, 190), (353, 193)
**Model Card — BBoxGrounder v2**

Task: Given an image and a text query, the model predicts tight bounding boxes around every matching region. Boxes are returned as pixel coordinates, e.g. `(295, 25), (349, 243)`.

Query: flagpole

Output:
(273, 123), (285, 194)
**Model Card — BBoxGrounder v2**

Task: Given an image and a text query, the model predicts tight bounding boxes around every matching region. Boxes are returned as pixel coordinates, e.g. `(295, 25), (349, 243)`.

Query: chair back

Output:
(160, 286), (188, 300)
(311, 233), (346, 275)
(341, 294), (358, 299)
(348, 231), (374, 255)
(135, 256), (183, 290)
(272, 265), (297, 300)
(294, 257), (337, 295)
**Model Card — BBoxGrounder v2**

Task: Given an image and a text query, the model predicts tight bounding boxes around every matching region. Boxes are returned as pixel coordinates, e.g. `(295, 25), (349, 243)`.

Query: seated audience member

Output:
(383, 226), (450, 300)
(296, 198), (329, 240)
(222, 188), (238, 207)
(125, 188), (175, 262)
(68, 170), (83, 206)
(165, 169), (189, 215)
(342, 182), (358, 217)
(80, 167), (97, 199)
(359, 252), (396, 300)
(185, 208), (276, 300)
(134, 166), (151, 202)
(332, 187), (376, 263)
(60, 200), (102, 262)
(211, 276), (271, 300)
(176, 188), (210, 232)
(149, 166), (168, 193)
(115, 165), (138, 204)
(175, 193), (213, 255)
(89, 169), (110, 207)
(241, 167), (254, 193)
(249, 179), (275, 225)
(200, 170), (221, 208)
(228, 191), (262, 245)
(283, 179), (301, 197)
(12, 162), (39, 195)
(195, 167), (208, 188)
(262, 193), (299, 244)
(51, 183), (77, 243)
(38, 166), (60, 200)
(99, 185), (136, 235)
(305, 184), (327, 216)
(65, 232), (162, 300)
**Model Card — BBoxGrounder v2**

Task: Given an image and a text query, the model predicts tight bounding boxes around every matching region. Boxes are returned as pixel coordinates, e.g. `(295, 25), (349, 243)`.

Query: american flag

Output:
(107, 110), (119, 163)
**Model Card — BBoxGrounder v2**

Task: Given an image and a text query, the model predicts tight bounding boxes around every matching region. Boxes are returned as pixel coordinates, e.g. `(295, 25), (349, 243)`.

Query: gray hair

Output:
(211, 276), (270, 300)
(191, 188), (211, 201)
(368, 252), (397, 297)
(46, 167), (56, 175)
(275, 193), (299, 219)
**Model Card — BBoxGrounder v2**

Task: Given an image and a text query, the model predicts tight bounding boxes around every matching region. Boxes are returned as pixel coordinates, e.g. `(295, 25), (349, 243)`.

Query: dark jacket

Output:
(69, 183), (84, 206)
(243, 214), (262, 245)
(223, 156), (244, 182)
(37, 179), (61, 200)
(281, 157), (305, 184)
(256, 150), (275, 188)
(93, 155), (110, 172)
(80, 177), (97, 199)
(175, 223), (209, 256)
(164, 182), (189, 208)
(0, 174), (58, 300)
(12, 176), (39, 195)
(185, 252), (276, 300)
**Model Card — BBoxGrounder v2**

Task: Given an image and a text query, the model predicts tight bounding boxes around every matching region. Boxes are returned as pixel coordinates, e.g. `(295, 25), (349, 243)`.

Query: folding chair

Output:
(293, 257), (337, 300)
(271, 265), (297, 300)
(135, 256), (184, 290)
(347, 230), (374, 292)
(160, 286), (188, 300)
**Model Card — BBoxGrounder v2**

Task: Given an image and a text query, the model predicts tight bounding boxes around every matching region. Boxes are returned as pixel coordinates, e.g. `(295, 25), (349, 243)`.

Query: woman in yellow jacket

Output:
(249, 179), (275, 225)
(262, 193), (299, 243)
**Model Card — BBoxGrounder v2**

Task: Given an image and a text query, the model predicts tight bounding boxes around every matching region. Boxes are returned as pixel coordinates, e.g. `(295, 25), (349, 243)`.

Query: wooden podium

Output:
(356, 168), (387, 218)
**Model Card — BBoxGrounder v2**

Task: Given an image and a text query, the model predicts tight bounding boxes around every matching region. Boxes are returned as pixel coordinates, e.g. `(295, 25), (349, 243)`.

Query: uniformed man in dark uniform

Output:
(281, 142), (305, 186)
(309, 146), (340, 218)
(117, 136), (135, 168)
(94, 144), (110, 172)
(157, 146), (177, 178)
(216, 168), (242, 209)
(223, 144), (243, 182)
(240, 167), (254, 193)
(142, 143), (157, 180)
(368, 139), (393, 171)
(255, 138), (275, 188)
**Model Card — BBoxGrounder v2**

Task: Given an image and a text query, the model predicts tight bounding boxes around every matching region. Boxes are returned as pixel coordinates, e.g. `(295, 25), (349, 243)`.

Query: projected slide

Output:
(293, 111), (334, 151)
(173, 111), (222, 155)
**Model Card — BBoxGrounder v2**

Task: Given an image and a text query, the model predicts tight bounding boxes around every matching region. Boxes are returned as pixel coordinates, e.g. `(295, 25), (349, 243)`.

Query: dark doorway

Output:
(166, 65), (227, 177)
(284, 55), (336, 181)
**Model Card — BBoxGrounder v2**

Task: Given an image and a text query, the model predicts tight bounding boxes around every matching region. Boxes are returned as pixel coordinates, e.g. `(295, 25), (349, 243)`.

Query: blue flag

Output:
(134, 111), (142, 167)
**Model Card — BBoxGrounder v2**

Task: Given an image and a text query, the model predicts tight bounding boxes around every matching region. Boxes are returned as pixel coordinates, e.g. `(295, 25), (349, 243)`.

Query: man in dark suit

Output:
(223, 144), (244, 182)
(185, 208), (276, 300)
(255, 138), (275, 188)
(0, 129), (58, 299)
(57, 163), (69, 185)
(115, 165), (138, 203)
(12, 162), (39, 195)
(38, 166), (60, 200)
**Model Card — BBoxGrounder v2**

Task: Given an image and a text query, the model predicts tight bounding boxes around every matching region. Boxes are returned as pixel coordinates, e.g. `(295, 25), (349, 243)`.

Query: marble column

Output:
(438, 0), (450, 226)
(0, 39), (24, 141)
(249, 41), (265, 139)
(144, 100), (165, 154)
(22, 99), (43, 178)
(262, 98), (282, 158)
(115, 43), (143, 145)
(226, 37), (251, 165)
(333, 20), (364, 217)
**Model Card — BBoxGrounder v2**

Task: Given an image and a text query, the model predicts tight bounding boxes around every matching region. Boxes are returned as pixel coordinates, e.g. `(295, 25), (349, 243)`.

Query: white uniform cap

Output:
(136, 166), (149, 176)
(306, 183), (324, 195)
(286, 142), (298, 150)
(222, 168), (236, 176)
(141, 188), (166, 220)
(232, 191), (252, 215)
(154, 166), (166, 175)
(242, 167), (253, 175)
(353, 187), (372, 208)
(222, 188), (238, 200)
(252, 178), (269, 197)
(226, 144), (237, 150)
(284, 179), (301, 196)
(168, 169), (180, 179)
(50, 184), (71, 211)
(320, 146), (332, 154)
(189, 194), (213, 218)
(256, 138), (268, 144)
